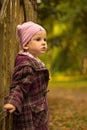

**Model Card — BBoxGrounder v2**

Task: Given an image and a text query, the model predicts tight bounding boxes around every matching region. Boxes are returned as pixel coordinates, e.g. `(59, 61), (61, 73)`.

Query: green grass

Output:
(49, 79), (87, 88)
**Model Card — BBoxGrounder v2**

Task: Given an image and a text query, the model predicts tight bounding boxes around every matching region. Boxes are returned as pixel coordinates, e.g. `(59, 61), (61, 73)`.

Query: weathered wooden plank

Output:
(26, 0), (33, 21)
(0, 0), (9, 23)
(0, 110), (7, 121)
(0, 21), (5, 130)
(4, 0), (11, 95)
(0, 23), (4, 111)
(3, 1), (13, 130)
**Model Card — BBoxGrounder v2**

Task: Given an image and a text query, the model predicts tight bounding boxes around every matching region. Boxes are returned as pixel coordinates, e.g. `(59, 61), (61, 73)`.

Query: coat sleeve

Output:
(4, 65), (34, 114)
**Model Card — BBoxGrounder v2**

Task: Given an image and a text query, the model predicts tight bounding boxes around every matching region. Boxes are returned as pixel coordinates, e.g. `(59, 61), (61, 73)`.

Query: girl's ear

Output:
(23, 46), (29, 50)
(23, 43), (29, 50)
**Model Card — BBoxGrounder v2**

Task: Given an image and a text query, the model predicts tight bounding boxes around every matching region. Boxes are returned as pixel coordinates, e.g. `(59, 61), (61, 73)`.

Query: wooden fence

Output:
(0, 0), (37, 129)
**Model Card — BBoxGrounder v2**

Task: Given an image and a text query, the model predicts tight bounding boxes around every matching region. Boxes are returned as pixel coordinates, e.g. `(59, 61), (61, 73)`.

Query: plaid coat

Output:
(5, 53), (49, 130)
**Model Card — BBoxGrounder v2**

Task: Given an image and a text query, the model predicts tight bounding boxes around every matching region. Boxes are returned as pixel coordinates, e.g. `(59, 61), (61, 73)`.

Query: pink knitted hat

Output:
(17, 21), (45, 47)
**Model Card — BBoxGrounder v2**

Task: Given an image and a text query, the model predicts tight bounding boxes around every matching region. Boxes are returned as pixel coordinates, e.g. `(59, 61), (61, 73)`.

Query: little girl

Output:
(4, 21), (49, 130)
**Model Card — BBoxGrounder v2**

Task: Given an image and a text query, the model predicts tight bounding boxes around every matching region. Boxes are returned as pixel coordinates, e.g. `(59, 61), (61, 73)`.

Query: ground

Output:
(48, 86), (87, 130)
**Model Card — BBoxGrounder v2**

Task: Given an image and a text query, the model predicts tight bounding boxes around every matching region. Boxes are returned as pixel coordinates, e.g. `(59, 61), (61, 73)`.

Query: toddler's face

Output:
(27, 30), (47, 57)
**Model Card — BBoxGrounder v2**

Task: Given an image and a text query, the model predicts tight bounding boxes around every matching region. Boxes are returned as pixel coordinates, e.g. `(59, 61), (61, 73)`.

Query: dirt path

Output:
(48, 86), (87, 130)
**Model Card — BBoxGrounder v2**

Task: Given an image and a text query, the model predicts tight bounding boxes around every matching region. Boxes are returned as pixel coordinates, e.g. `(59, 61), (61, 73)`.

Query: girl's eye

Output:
(36, 38), (41, 41)
(44, 38), (46, 41)
(35, 38), (47, 41)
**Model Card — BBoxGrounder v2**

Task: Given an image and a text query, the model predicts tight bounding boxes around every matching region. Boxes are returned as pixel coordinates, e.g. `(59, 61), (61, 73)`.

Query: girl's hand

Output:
(4, 104), (16, 113)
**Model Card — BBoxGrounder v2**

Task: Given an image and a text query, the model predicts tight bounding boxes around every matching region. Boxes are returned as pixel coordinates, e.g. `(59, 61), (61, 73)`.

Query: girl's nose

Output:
(42, 42), (46, 45)
(42, 42), (47, 47)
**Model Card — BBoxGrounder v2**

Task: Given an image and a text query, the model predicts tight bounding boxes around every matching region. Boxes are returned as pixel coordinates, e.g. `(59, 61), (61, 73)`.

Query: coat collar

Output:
(15, 51), (47, 71)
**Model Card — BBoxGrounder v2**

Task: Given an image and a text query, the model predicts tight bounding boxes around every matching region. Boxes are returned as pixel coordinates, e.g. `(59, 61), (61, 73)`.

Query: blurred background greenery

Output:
(37, 0), (87, 81)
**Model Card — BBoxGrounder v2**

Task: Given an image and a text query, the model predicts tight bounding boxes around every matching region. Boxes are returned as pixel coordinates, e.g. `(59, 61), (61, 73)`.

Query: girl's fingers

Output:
(9, 107), (16, 113)
(4, 104), (16, 113)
